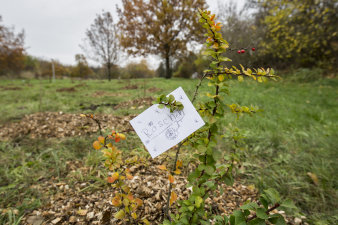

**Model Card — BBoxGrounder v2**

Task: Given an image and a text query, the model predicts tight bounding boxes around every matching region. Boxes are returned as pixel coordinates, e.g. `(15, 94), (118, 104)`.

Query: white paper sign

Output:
(130, 87), (205, 158)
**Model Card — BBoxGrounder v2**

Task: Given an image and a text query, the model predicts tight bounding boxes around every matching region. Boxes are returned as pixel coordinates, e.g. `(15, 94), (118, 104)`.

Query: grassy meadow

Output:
(0, 76), (337, 224)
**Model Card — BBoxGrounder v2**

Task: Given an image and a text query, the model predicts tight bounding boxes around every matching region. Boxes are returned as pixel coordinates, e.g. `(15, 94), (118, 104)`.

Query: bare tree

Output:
(81, 11), (119, 81)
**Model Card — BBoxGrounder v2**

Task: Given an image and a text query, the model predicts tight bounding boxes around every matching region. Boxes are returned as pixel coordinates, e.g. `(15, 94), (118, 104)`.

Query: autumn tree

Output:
(156, 62), (166, 77)
(0, 16), (25, 75)
(71, 54), (93, 78)
(248, 0), (338, 69)
(121, 59), (155, 78)
(117, 0), (207, 79)
(81, 11), (119, 81)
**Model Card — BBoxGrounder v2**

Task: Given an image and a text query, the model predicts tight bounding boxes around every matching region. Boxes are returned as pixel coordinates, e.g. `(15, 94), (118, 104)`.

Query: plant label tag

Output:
(130, 87), (205, 158)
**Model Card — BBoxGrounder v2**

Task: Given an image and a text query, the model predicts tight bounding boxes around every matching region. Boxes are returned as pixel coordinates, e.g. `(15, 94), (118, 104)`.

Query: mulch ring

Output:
(0, 112), (134, 140)
(18, 158), (301, 225)
(114, 97), (154, 110)
(147, 87), (162, 93)
(122, 84), (138, 90)
(0, 86), (22, 91)
(56, 87), (77, 92)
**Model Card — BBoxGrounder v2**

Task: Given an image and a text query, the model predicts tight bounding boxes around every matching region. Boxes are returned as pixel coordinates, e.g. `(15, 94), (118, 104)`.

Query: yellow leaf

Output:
(238, 76), (244, 82)
(135, 198), (143, 207)
(127, 193), (134, 201)
(77, 209), (87, 216)
(143, 219), (150, 225)
(107, 172), (119, 183)
(112, 195), (121, 207)
(174, 169), (181, 175)
(157, 165), (167, 171)
(107, 143), (113, 148)
(176, 160), (183, 169)
(119, 133), (126, 140)
(114, 210), (125, 220)
(98, 136), (105, 144)
(93, 141), (101, 150)
(307, 172), (319, 185)
(80, 114), (86, 117)
(218, 74), (224, 82)
(169, 191), (178, 206)
(168, 174), (175, 183)
(121, 185), (130, 193)
(131, 212), (137, 219)
(126, 173), (133, 180)
(123, 198), (129, 207)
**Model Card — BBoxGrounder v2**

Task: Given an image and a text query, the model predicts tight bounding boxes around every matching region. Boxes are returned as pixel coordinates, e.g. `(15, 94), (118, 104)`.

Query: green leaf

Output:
(195, 196), (203, 208)
(198, 164), (206, 171)
(240, 202), (259, 210)
(259, 196), (268, 210)
(180, 216), (189, 224)
(219, 56), (232, 62)
(268, 214), (286, 225)
(229, 215), (235, 225)
(248, 218), (265, 225)
(280, 199), (297, 209)
(188, 170), (199, 182)
(256, 208), (268, 219)
(205, 165), (215, 175)
(168, 94), (175, 103)
(264, 188), (281, 204)
(163, 219), (171, 225)
(233, 210), (246, 225)
(114, 209), (125, 219)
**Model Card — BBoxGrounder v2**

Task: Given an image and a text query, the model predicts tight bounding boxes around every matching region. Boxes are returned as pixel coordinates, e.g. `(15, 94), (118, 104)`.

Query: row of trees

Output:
(21, 54), (155, 79)
(0, 12), (153, 80)
(81, 0), (337, 80)
(1, 0), (337, 79)
(0, 16), (25, 75)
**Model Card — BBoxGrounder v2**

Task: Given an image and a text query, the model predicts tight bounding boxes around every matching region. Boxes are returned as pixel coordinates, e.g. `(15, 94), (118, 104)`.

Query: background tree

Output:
(117, 0), (207, 79)
(248, 0), (338, 70)
(71, 54), (93, 78)
(216, 1), (259, 68)
(120, 59), (154, 79)
(81, 11), (119, 81)
(156, 62), (166, 78)
(0, 16), (25, 76)
(173, 51), (197, 78)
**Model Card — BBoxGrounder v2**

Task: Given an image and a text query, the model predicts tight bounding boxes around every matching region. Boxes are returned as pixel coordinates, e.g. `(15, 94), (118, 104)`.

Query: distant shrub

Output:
(284, 68), (325, 82)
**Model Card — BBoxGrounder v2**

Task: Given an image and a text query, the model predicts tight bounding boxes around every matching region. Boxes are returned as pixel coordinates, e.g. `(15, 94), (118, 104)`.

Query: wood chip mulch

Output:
(18, 159), (272, 225)
(0, 112), (134, 140)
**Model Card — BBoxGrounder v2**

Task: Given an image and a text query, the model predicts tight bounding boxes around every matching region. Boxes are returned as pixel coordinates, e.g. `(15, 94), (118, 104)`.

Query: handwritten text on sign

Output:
(130, 87), (205, 158)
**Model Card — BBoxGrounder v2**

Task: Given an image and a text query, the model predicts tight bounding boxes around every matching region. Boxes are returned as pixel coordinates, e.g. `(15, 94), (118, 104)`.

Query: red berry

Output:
(241, 49), (245, 53)
(237, 50), (241, 54)
(252, 47), (255, 51)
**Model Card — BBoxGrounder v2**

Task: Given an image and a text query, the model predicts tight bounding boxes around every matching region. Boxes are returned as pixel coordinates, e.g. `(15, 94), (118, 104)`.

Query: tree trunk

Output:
(165, 54), (171, 79)
(107, 62), (111, 81)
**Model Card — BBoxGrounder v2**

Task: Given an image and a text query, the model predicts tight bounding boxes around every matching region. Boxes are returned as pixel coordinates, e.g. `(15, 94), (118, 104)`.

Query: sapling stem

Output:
(164, 72), (208, 220)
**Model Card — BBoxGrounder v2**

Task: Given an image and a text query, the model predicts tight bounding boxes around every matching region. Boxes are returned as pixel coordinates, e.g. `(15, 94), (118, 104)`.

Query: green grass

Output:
(0, 77), (337, 224)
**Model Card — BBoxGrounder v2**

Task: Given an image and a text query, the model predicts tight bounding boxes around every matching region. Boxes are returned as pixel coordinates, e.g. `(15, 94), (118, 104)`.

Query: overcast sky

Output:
(0, 0), (245, 68)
